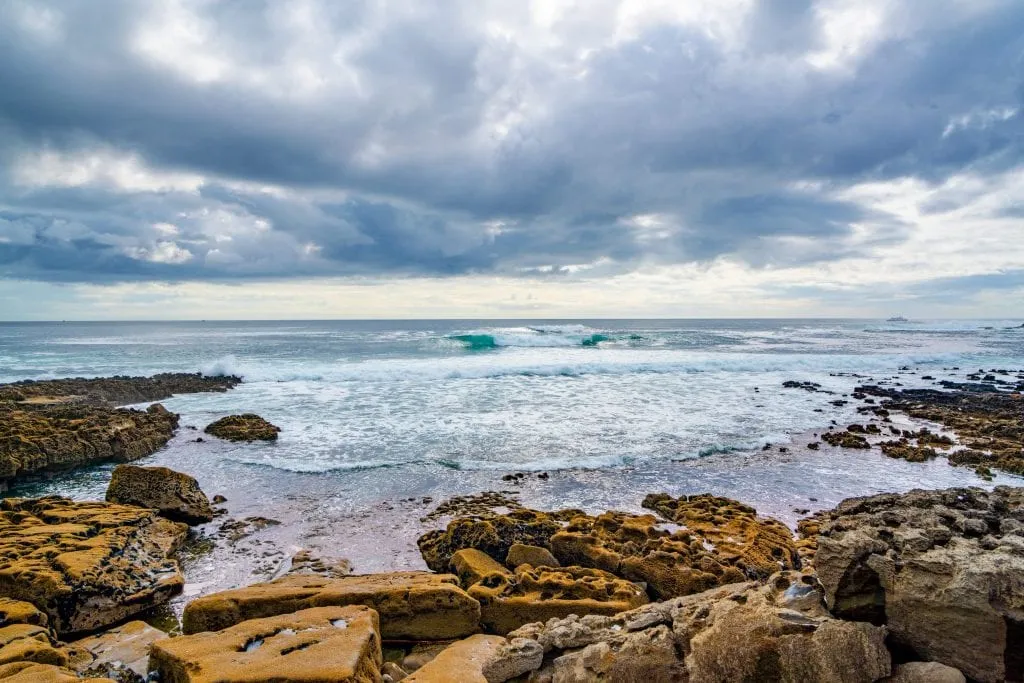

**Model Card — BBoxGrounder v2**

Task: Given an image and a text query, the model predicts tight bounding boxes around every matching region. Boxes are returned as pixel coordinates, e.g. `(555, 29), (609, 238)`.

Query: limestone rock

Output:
(182, 572), (480, 640)
(403, 634), (505, 683)
(469, 565), (648, 635)
(811, 486), (1024, 683)
(204, 414), (280, 442)
(418, 509), (563, 573)
(506, 544), (559, 569)
(106, 464), (214, 525)
(0, 403), (179, 488)
(551, 624), (685, 683)
(0, 497), (187, 635)
(883, 662), (966, 683)
(0, 661), (115, 682)
(150, 606), (382, 683)
(482, 638), (543, 683)
(0, 373), (240, 407)
(450, 549), (511, 588)
(288, 549), (353, 578)
(0, 600), (47, 628)
(0, 623), (69, 668)
(70, 620), (167, 681)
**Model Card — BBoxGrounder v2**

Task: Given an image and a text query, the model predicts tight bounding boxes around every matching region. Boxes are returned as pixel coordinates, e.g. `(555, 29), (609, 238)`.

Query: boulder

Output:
(811, 487), (1024, 683)
(70, 620), (167, 681)
(204, 414), (280, 442)
(0, 497), (187, 635)
(403, 634), (505, 683)
(883, 662), (966, 683)
(106, 464), (214, 525)
(418, 509), (563, 573)
(150, 606), (381, 683)
(508, 572), (890, 683)
(505, 544), (559, 569)
(183, 572), (480, 640)
(450, 549), (510, 588)
(0, 403), (179, 489)
(468, 565), (648, 635)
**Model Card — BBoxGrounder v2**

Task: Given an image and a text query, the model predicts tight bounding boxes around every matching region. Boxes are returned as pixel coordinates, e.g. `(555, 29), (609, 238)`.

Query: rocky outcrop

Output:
(505, 543), (558, 569)
(467, 564), (648, 635)
(418, 509), (564, 574)
(0, 403), (179, 488)
(106, 464), (214, 525)
(0, 497), (187, 635)
(182, 572), (480, 640)
(0, 373), (240, 407)
(809, 486), (1024, 683)
(150, 606), (381, 683)
(0, 661), (115, 682)
(508, 572), (890, 683)
(204, 414), (280, 442)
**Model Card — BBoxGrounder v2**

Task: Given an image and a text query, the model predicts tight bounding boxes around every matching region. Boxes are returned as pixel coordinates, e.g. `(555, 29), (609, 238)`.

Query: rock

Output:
(182, 572), (480, 640)
(551, 624), (685, 683)
(482, 638), (543, 682)
(288, 549), (353, 578)
(106, 464), (214, 525)
(450, 549), (511, 587)
(0, 600), (48, 628)
(211, 495), (227, 505)
(0, 661), (116, 682)
(403, 634), (505, 683)
(506, 544), (559, 569)
(150, 606), (381, 683)
(468, 564), (648, 635)
(0, 373), (240, 407)
(883, 662), (966, 683)
(0, 497), (187, 635)
(381, 661), (409, 681)
(0, 403), (180, 489)
(811, 486), (1024, 683)
(204, 414), (280, 442)
(399, 642), (453, 673)
(0, 623), (70, 668)
(822, 430), (871, 448)
(69, 620), (167, 681)
(417, 509), (563, 574)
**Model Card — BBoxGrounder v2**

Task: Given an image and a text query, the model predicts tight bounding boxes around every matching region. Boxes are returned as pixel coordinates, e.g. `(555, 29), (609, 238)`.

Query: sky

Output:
(0, 0), (1022, 320)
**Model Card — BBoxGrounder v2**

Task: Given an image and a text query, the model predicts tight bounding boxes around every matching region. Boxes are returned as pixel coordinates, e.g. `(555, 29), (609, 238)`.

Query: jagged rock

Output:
(0, 403), (179, 488)
(883, 662), (966, 683)
(0, 661), (115, 682)
(404, 634), (505, 683)
(811, 486), (1024, 683)
(70, 620), (167, 681)
(451, 549), (511, 588)
(509, 573), (889, 683)
(204, 414), (280, 442)
(482, 638), (543, 682)
(0, 373), (240, 407)
(506, 544), (559, 569)
(182, 572), (480, 640)
(418, 509), (563, 573)
(106, 464), (214, 525)
(0, 497), (187, 635)
(822, 430), (871, 449)
(469, 565), (648, 635)
(150, 606), (381, 683)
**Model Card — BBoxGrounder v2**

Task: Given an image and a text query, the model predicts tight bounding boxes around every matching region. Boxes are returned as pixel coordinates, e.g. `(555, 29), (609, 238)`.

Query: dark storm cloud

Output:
(0, 0), (1022, 283)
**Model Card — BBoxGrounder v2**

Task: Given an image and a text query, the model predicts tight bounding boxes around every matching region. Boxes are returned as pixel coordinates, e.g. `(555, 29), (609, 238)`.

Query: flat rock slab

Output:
(150, 606), (381, 683)
(404, 634), (505, 683)
(183, 572), (480, 640)
(71, 620), (168, 679)
(0, 662), (115, 682)
(0, 497), (187, 635)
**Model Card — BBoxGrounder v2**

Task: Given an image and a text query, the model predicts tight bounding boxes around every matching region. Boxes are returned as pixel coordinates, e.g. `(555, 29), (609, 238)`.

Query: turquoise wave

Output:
(448, 332), (611, 349)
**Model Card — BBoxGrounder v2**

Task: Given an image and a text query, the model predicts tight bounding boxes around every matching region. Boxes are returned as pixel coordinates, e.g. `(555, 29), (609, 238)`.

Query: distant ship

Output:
(886, 315), (909, 322)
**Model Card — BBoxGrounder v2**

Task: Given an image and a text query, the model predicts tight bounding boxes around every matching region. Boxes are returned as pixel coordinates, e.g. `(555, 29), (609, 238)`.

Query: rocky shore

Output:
(1, 372), (1022, 681)
(0, 374), (240, 491)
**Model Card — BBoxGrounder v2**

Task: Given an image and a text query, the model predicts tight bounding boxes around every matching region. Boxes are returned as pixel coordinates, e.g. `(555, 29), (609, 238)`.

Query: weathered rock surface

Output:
(509, 573), (890, 683)
(0, 373), (240, 407)
(450, 549), (510, 588)
(810, 486), (1024, 683)
(469, 565), (648, 635)
(506, 544), (559, 569)
(403, 634), (505, 683)
(70, 620), (167, 681)
(883, 662), (966, 683)
(182, 572), (480, 640)
(0, 403), (179, 488)
(0, 661), (115, 682)
(204, 414), (280, 442)
(106, 464), (214, 525)
(418, 509), (563, 574)
(151, 606), (382, 683)
(0, 497), (187, 635)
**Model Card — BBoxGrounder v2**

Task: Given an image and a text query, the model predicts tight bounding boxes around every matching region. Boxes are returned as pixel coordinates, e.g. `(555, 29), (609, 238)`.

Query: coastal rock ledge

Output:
(204, 414), (281, 442)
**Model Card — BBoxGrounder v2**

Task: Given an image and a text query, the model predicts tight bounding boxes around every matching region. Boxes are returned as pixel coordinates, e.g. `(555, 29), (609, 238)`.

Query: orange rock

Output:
(403, 634), (505, 683)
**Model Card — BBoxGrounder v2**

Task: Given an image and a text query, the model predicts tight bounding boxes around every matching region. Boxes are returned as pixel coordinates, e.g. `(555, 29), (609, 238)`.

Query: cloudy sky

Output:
(0, 0), (1022, 320)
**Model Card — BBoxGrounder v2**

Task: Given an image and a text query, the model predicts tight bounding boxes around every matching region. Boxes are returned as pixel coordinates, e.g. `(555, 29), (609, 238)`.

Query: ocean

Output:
(2, 318), (1023, 586)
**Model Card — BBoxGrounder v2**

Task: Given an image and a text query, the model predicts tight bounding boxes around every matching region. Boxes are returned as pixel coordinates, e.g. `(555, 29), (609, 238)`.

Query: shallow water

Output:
(2, 318), (1023, 601)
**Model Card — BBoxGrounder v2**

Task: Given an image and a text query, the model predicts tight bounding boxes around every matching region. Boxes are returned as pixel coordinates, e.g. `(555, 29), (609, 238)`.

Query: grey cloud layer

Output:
(0, 0), (1022, 283)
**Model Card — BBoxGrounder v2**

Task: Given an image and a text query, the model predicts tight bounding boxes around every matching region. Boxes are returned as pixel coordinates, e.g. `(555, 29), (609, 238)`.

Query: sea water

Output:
(2, 319), (1022, 579)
